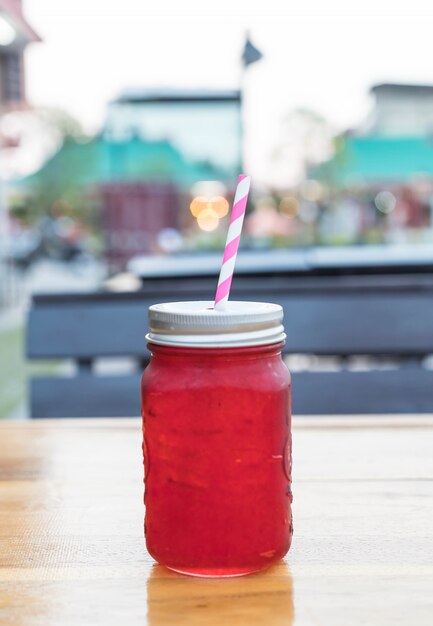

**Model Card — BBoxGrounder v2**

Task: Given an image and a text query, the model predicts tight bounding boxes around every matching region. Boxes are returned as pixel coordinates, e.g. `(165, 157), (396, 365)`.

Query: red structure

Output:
(0, 0), (41, 108)
(100, 183), (181, 270)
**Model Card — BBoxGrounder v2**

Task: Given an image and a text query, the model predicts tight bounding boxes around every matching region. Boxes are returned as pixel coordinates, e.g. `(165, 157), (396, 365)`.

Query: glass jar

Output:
(141, 301), (292, 577)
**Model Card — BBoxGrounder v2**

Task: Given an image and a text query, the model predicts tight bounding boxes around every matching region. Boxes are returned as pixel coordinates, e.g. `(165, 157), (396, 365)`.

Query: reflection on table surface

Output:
(147, 563), (294, 626)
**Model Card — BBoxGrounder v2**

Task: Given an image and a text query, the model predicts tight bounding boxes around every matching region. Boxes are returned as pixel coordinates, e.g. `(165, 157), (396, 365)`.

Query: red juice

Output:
(141, 337), (293, 577)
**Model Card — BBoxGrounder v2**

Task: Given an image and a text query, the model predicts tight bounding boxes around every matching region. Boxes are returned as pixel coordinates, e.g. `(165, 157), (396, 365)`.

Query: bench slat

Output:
(28, 291), (433, 358)
(30, 368), (433, 418)
(27, 302), (149, 359)
(292, 368), (433, 414)
(31, 375), (142, 418)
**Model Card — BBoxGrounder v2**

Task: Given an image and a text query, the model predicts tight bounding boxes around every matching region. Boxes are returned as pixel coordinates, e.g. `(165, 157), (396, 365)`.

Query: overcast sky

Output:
(24, 0), (433, 185)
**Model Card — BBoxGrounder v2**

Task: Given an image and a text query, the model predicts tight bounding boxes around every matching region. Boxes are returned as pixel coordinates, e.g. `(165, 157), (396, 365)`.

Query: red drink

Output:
(141, 302), (293, 577)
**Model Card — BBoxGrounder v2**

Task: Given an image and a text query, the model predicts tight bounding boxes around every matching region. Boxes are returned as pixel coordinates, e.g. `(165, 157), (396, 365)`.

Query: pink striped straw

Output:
(214, 174), (251, 309)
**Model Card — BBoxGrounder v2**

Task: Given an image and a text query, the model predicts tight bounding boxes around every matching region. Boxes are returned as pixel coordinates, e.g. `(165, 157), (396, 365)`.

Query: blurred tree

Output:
(7, 107), (93, 223)
(0, 106), (87, 176)
(273, 108), (335, 185)
(33, 107), (86, 141)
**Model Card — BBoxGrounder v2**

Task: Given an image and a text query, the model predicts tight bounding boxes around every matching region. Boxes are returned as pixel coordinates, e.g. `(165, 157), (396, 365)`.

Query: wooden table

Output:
(0, 416), (432, 625)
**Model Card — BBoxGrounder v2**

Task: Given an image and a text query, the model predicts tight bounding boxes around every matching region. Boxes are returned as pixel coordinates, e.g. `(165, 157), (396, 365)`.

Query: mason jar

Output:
(141, 301), (293, 577)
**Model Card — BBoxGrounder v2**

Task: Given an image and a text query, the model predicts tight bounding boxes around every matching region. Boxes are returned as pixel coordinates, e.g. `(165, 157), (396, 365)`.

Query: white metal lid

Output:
(146, 301), (286, 348)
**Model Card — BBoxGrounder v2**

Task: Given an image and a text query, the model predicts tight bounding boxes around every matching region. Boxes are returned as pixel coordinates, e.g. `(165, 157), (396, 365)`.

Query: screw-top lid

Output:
(146, 301), (286, 348)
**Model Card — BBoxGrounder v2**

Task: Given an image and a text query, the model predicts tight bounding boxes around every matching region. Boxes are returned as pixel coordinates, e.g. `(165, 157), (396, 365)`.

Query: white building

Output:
(104, 88), (242, 178)
(359, 83), (433, 137)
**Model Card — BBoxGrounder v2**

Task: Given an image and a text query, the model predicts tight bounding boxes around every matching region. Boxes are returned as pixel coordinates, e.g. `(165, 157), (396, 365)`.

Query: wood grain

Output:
(0, 416), (432, 625)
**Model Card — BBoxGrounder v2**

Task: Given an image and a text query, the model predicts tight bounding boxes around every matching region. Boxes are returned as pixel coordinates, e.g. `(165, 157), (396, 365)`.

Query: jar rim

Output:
(147, 301), (286, 348)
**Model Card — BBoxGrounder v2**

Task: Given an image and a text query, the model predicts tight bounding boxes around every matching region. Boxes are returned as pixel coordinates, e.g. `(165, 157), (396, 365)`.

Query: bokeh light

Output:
(300, 180), (324, 202)
(210, 196), (229, 218)
(257, 196), (277, 210)
(374, 191), (397, 213)
(279, 196), (299, 217)
(157, 228), (183, 253)
(190, 196), (208, 217)
(197, 208), (219, 231)
(298, 201), (319, 223)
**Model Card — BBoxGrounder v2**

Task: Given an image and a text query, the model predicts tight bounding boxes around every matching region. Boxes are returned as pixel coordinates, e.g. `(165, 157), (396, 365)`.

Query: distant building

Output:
(313, 136), (433, 187)
(25, 134), (228, 189)
(359, 83), (433, 137)
(105, 88), (242, 184)
(0, 0), (40, 109)
(315, 83), (433, 187)
(0, 2), (40, 300)
(100, 182), (181, 269)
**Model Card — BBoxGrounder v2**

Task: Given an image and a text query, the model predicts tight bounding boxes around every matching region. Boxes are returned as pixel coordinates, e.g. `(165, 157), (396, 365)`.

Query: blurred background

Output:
(2, 0), (433, 418)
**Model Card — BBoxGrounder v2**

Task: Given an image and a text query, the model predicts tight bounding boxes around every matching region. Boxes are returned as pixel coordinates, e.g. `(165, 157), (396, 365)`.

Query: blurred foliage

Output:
(33, 106), (88, 141)
(273, 108), (335, 183)
(16, 107), (96, 225)
(0, 324), (63, 419)
(0, 326), (23, 418)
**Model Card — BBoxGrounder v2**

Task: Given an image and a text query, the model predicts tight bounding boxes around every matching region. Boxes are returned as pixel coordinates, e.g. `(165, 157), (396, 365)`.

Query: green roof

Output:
(315, 136), (433, 186)
(23, 135), (230, 189)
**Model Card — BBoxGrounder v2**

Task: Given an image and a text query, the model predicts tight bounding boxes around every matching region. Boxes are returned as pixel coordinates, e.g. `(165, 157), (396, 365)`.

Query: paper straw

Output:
(214, 174), (251, 309)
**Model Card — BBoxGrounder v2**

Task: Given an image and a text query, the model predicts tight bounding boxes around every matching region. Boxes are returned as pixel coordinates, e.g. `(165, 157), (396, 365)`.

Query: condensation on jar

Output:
(141, 301), (293, 577)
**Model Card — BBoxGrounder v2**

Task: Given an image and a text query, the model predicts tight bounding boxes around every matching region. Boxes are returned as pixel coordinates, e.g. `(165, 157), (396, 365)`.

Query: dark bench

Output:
(27, 272), (433, 417)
